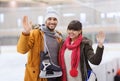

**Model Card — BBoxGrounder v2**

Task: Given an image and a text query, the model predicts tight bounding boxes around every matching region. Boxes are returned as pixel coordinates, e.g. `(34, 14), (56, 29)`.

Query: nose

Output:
(67, 30), (74, 34)
(49, 19), (56, 24)
(51, 19), (55, 22)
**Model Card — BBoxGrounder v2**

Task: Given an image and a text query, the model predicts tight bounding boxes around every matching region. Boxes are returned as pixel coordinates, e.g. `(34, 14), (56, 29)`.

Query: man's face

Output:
(45, 17), (58, 31)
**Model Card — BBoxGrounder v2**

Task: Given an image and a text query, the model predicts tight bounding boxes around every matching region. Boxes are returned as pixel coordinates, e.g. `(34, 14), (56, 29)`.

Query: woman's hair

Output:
(67, 20), (82, 31)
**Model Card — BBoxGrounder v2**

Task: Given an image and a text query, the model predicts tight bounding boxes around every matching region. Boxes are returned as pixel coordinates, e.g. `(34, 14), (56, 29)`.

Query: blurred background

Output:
(0, 0), (120, 45)
(0, 0), (120, 81)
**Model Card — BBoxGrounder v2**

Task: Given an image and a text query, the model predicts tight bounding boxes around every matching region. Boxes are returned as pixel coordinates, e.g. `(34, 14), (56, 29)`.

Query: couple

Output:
(17, 7), (105, 81)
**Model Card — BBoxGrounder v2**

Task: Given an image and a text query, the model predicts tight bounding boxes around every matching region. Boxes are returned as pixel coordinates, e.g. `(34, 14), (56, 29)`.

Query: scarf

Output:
(41, 26), (56, 38)
(41, 26), (60, 65)
(59, 35), (82, 80)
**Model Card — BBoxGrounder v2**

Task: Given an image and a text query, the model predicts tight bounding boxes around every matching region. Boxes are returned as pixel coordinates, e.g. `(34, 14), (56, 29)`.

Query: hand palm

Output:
(22, 16), (31, 33)
(96, 31), (105, 43)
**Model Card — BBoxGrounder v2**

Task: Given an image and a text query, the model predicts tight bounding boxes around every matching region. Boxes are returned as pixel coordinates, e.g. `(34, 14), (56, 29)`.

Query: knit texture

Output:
(59, 35), (82, 78)
(44, 7), (59, 23)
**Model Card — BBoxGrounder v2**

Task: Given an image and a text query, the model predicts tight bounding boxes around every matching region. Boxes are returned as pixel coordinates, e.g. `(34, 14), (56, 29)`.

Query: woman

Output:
(59, 20), (105, 81)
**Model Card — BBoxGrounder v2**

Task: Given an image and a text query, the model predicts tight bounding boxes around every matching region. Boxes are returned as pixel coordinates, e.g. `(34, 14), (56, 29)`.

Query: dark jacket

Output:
(59, 37), (104, 81)
(80, 37), (104, 81)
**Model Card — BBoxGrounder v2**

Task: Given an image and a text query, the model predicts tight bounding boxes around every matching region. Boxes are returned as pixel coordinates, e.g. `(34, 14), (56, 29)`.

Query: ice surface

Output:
(0, 43), (120, 81)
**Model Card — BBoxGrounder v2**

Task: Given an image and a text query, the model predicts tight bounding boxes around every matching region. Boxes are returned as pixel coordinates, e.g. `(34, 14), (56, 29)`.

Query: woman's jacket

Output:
(59, 37), (104, 81)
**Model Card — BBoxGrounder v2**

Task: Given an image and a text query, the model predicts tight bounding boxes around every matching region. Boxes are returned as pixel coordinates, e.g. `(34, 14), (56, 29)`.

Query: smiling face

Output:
(45, 17), (58, 31)
(67, 29), (82, 42)
(67, 20), (82, 42)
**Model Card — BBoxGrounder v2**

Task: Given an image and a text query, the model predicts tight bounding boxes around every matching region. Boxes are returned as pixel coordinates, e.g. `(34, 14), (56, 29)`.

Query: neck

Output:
(71, 37), (78, 42)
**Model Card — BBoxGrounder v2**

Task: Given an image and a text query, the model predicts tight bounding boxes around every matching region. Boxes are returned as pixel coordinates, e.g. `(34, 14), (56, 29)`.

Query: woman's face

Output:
(67, 29), (81, 42)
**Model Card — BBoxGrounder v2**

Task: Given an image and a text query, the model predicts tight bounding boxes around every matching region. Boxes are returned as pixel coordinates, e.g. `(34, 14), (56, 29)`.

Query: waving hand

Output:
(22, 16), (32, 34)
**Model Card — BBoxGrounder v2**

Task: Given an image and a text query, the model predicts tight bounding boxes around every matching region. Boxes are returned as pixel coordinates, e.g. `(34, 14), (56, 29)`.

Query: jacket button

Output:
(33, 71), (35, 73)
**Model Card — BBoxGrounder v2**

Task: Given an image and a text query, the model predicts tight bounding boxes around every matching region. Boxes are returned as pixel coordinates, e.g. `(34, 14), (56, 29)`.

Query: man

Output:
(17, 7), (63, 81)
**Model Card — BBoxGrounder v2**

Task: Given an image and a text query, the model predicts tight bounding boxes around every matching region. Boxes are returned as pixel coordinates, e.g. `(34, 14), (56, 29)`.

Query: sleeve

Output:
(17, 31), (35, 54)
(84, 43), (104, 65)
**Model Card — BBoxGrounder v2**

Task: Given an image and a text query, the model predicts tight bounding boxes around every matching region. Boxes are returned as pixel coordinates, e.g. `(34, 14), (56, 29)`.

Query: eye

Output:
(53, 18), (57, 21)
(48, 17), (52, 20)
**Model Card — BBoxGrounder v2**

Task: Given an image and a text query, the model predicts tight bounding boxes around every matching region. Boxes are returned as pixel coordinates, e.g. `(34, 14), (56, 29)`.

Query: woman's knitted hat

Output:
(44, 7), (59, 23)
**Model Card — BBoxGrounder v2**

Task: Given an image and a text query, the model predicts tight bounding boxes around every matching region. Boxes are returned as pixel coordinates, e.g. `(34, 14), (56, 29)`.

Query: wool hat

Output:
(44, 7), (59, 23)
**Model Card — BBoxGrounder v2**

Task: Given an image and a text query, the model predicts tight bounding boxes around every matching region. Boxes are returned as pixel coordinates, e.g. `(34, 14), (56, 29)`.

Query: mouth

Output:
(50, 24), (55, 27)
(69, 33), (74, 36)
(50, 23), (56, 26)
(69, 34), (74, 38)
(49, 23), (57, 28)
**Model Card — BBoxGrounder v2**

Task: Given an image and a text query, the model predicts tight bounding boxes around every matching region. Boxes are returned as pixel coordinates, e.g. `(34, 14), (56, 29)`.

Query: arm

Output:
(17, 16), (33, 54)
(85, 31), (105, 65)
(17, 33), (30, 54)
(85, 44), (104, 65)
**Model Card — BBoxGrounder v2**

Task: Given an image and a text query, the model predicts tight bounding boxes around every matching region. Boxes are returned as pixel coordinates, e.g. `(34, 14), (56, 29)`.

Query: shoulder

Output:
(30, 28), (43, 37)
(32, 24), (41, 29)
(55, 30), (63, 39)
(82, 37), (93, 46)
(55, 30), (62, 37)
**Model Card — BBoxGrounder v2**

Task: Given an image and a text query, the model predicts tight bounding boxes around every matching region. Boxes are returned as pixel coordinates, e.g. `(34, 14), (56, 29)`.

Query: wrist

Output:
(23, 30), (30, 34)
(22, 31), (30, 36)
(98, 42), (103, 48)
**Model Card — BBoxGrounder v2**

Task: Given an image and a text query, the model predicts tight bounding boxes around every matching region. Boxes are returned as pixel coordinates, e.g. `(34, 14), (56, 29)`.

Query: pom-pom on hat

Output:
(44, 7), (59, 23)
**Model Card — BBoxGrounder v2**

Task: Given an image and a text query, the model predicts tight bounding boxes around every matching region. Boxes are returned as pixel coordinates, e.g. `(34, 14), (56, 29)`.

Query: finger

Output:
(96, 31), (105, 43)
(24, 16), (28, 23)
(100, 31), (105, 38)
(98, 31), (105, 38)
(23, 16), (29, 27)
(29, 21), (32, 25)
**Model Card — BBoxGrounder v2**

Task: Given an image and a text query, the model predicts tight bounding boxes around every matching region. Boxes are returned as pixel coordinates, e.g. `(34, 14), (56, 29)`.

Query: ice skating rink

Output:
(0, 45), (27, 81)
(0, 43), (120, 81)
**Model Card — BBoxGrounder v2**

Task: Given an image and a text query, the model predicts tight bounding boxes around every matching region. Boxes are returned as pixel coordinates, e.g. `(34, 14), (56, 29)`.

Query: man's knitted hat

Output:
(44, 7), (59, 23)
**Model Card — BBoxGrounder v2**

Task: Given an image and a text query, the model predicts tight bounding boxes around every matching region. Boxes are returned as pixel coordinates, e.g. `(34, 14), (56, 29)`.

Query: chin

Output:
(51, 27), (56, 30)
(69, 36), (74, 39)
(49, 28), (55, 31)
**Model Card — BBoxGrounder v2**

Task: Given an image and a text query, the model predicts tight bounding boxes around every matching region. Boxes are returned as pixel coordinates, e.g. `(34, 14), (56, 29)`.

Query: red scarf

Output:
(59, 35), (82, 81)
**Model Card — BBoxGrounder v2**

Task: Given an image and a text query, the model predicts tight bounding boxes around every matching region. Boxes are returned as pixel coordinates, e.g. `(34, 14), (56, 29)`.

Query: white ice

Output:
(0, 43), (120, 81)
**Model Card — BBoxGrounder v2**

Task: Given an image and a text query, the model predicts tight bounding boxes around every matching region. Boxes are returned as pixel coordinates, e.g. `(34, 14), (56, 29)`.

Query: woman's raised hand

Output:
(96, 31), (105, 48)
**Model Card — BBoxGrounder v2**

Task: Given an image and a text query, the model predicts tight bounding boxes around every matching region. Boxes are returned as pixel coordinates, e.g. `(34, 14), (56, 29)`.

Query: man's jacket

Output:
(17, 29), (62, 81)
